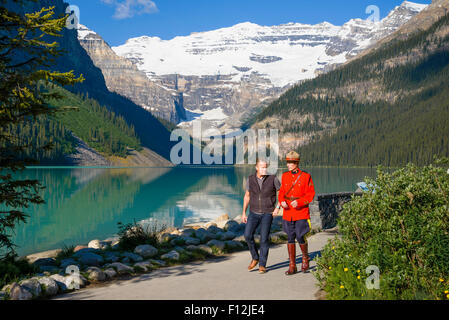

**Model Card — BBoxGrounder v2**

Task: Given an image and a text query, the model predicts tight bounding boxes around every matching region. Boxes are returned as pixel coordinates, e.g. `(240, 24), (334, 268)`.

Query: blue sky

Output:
(67, 0), (431, 47)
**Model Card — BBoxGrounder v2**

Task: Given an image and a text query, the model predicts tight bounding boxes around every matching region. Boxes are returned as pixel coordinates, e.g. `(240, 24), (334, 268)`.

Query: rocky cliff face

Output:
(107, 1), (426, 131)
(77, 24), (186, 123)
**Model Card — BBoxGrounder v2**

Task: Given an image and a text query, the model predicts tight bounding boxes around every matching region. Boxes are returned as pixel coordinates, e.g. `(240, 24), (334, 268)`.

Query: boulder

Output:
(49, 274), (68, 292)
(19, 278), (42, 297)
(206, 225), (222, 234)
(161, 250), (180, 261)
(25, 249), (62, 264)
(186, 245), (199, 251)
(181, 228), (196, 237)
(215, 214), (229, 222)
(104, 268), (117, 279)
(8, 283), (33, 300)
(148, 259), (166, 267)
(206, 239), (226, 251)
(221, 231), (237, 241)
(195, 228), (214, 243)
(203, 221), (217, 229)
(37, 277), (59, 296)
(225, 240), (245, 250)
(170, 236), (185, 246)
(106, 262), (134, 274)
(88, 239), (110, 250)
(133, 261), (153, 272)
(60, 258), (79, 270)
(77, 252), (104, 266)
(197, 245), (213, 254)
(104, 251), (120, 263)
(121, 252), (143, 262)
(73, 245), (88, 252)
(134, 244), (158, 258)
(223, 220), (239, 232)
(181, 236), (200, 245)
(33, 257), (57, 267)
(85, 267), (106, 281)
(65, 273), (87, 290)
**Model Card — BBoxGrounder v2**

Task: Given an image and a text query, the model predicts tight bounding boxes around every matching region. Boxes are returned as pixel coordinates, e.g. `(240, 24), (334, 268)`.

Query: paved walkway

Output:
(54, 231), (336, 300)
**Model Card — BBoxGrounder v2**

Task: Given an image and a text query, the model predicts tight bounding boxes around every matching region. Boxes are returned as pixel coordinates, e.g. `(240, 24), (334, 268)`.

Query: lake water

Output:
(3, 166), (378, 256)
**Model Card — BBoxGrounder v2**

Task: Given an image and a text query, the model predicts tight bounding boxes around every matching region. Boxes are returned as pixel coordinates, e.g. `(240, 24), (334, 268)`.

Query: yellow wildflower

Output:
(344, 267), (348, 272)
(340, 285), (344, 289)
(439, 278), (444, 282)
(357, 275), (361, 279)
(357, 269), (361, 273)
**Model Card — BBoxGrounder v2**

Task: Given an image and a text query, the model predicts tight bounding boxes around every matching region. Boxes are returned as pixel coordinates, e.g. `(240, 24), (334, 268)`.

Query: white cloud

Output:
(101, 0), (158, 19)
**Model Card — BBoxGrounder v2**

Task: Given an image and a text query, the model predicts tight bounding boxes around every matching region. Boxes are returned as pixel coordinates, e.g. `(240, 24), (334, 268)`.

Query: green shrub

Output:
(315, 162), (449, 300)
(0, 255), (37, 289)
(116, 220), (166, 251)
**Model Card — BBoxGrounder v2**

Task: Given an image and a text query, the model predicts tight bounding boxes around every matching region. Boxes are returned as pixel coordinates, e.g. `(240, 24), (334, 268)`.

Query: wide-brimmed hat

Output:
(285, 151), (300, 162)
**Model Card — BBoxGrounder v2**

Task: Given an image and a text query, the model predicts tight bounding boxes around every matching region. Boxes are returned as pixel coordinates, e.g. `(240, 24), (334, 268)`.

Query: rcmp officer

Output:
(278, 151), (316, 275)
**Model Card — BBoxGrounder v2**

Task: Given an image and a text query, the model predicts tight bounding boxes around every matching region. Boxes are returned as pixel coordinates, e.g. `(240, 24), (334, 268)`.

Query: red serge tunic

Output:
(278, 169), (316, 221)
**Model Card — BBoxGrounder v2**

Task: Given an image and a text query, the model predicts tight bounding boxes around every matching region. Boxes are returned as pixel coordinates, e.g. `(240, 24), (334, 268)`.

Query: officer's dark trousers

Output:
(282, 219), (310, 244)
(244, 211), (273, 267)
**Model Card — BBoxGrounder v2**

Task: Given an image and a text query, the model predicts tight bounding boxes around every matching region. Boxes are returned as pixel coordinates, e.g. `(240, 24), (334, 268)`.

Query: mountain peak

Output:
(400, 1), (429, 12)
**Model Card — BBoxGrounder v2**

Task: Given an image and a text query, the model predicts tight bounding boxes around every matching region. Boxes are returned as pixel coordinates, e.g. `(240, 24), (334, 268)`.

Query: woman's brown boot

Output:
(285, 243), (297, 275)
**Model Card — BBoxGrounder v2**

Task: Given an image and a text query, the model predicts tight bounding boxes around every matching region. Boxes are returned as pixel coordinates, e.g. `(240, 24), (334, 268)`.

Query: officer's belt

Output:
(285, 196), (300, 201)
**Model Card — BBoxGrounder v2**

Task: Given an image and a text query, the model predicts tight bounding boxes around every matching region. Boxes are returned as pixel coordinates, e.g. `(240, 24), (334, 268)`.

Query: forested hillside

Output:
(0, 85), (143, 165)
(248, 11), (449, 167)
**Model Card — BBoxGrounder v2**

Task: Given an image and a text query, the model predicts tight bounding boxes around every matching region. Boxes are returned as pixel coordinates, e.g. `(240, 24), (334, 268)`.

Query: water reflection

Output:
(3, 166), (378, 256)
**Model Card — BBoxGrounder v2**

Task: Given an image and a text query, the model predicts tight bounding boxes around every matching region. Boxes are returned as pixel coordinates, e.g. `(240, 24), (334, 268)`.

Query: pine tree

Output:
(0, 0), (84, 259)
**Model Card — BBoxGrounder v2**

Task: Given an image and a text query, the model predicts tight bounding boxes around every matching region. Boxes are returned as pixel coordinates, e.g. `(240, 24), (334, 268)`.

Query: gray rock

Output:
(37, 277), (59, 296)
(134, 244), (158, 258)
(0, 290), (6, 300)
(77, 252), (104, 266)
(86, 267), (106, 281)
(206, 225), (222, 234)
(195, 228), (214, 242)
(33, 257), (57, 267)
(186, 245), (199, 251)
(234, 235), (246, 242)
(88, 239), (110, 250)
(206, 239), (226, 251)
(121, 252), (143, 262)
(197, 245), (213, 254)
(225, 240), (245, 250)
(181, 236), (201, 245)
(148, 259), (166, 267)
(133, 261), (153, 272)
(222, 231), (237, 240)
(19, 278), (42, 297)
(106, 262), (134, 274)
(104, 251), (120, 263)
(38, 265), (60, 273)
(181, 228), (196, 237)
(174, 246), (186, 253)
(104, 268), (117, 279)
(223, 220), (239, 232)
(73, 247), (100, 257)
(60, 258), (79, 269)
(9, 283), (33, 300)
(170, 236), (185, 246)
(49, 274), (68, 292)
(64, 273), (87, 290)
(161, 250), (180, 260)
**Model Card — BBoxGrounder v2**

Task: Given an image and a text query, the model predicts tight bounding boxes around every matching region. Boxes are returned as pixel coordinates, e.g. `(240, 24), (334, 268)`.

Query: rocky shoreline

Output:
(0, 214), (288, 300)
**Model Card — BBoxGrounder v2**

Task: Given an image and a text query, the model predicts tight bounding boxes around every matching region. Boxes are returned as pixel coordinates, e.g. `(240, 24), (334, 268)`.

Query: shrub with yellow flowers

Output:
(314, 160), (449, 300)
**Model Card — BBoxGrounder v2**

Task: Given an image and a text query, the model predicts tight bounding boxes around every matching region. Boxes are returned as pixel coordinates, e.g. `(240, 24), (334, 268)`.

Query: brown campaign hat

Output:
(285, 151), (300, 162)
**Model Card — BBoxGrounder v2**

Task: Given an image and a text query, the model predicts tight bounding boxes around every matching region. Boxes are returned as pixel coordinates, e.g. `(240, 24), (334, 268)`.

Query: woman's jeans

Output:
(244, 211), (273, 268)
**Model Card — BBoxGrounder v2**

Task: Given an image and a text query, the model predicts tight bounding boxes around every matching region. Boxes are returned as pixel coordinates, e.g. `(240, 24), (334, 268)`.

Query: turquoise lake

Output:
(4, 166), (379, 256)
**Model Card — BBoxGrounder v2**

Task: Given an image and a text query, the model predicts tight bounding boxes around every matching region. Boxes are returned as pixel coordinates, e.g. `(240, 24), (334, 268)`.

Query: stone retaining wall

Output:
(309, 192), (362, 231)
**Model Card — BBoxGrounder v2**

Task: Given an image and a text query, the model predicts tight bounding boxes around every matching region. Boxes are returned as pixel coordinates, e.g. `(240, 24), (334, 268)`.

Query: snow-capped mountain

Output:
(113, 1), (427, 88)
(78, 1), (427, 130)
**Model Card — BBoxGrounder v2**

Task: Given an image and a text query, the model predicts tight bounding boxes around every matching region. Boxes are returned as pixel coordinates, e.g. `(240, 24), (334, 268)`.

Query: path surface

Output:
(54, 231), (336, 300)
